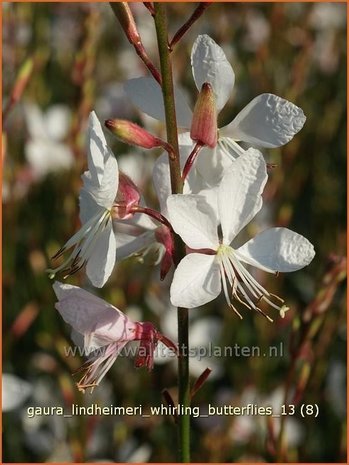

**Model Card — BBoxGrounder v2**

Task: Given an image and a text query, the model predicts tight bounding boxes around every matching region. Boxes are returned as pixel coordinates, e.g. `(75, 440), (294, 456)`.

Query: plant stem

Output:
(169, 2), (213, 51)
(109, 2), (161, 84)
(154, 4), (190, 462)
(154, 4), (182, 195)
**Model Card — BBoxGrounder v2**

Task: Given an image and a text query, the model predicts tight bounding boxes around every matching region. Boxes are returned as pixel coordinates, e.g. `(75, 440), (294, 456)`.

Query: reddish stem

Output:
(134, 41), (162, 85)
(169, 2), (213, 51)
(131, 205), (172, 231)
(182, 142), (204, 181)
(190, 368), (212, 399)
(143, 2), (155, 16)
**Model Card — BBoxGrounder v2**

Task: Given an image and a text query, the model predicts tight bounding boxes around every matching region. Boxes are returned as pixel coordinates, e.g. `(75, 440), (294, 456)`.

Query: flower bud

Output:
(105, 119), (165, 150)
(190, 82), (217, 148)
(109, 2), (141, 45)
(111, 172), (141, 220)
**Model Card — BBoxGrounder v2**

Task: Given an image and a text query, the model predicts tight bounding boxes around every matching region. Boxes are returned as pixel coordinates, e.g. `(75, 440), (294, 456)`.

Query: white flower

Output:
(166, 149), (315, 318)
(2, 373), (32, 412)
(47, 111), (119, 287)
(47, 111), (165, 286)
(125, 34), (306, 182)
(24, 104), (73, 179)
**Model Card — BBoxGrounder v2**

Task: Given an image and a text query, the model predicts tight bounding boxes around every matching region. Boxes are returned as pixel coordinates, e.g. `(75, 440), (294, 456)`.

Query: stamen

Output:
(217, 244), (287, 320)
(47, 208), (111, 279)
(219, 137), (245, 158)
(219, 260), (243, 319)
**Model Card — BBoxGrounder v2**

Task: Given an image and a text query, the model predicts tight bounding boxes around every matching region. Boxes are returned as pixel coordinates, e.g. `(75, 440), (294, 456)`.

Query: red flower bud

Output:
(190, 82), (217, 148)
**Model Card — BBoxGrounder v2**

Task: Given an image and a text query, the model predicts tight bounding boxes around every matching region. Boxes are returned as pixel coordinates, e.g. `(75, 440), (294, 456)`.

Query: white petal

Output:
(167, 194), (219, 250)
(124, 77), (193, 128)
(88, 111), (116, 186)
(178, 131), (194, 146)
(170, 253), (221, 308)
(45, 105), (71, 141)
(2, 374), (32, 412)
(219, 149), (267, 244)
(236, 227), (315, 272)
(191, 34), (235, 112)
(152, 144), (194, 215)
(53, 281), (134, 347)
(79, 189), (102, 224)
(24, 104), (47, 139)
(25, 140), (73, 178)
(53, 281), (120, 330)
(86, 222), (117, 287)
(222, 94), (306, 148)
(195, 145), (234, 186)
(115, 230), (156, 260)
(80, 152), (118, 213)
(152, 153), (173, 216)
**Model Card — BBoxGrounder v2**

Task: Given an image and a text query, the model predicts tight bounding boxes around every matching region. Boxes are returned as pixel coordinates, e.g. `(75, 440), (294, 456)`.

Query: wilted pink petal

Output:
(53, 282), (177, 392)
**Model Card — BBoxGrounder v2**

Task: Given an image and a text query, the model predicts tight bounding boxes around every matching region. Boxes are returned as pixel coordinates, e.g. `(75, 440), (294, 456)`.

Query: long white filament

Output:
(47, 208), (111, 278)
(217, 245), (287, 320)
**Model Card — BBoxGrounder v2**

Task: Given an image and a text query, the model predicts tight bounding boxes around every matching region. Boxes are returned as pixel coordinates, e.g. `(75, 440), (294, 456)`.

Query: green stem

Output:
(154, 3), (182, 196)
(154, 4), (190, 463)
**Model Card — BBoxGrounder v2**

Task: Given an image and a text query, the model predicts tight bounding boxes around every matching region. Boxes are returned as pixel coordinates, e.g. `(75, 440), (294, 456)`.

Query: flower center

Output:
(216, 245), (288, 321)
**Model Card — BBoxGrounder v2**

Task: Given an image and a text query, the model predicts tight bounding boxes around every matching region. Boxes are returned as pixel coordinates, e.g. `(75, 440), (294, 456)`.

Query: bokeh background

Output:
(3, 2), (346, 463)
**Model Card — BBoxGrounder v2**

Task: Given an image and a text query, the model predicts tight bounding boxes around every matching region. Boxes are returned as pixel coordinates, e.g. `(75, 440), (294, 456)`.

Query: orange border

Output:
(1, 1), (348, 465)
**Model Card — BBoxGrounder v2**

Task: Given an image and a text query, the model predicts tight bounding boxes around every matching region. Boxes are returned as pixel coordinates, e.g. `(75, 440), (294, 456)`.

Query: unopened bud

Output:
(105, 119), (166, 150)
(109, 2), (141, 45)
(190, 82), (217, 148)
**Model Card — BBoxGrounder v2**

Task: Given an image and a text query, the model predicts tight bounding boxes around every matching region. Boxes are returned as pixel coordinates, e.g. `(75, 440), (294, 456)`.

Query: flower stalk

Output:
(109, 2), (161, 84)
(169, 2), (213, 51)
(154, 4), (190, 462)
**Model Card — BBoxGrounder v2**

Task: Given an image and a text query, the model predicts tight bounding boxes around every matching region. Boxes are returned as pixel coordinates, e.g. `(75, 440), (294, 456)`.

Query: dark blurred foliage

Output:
(3, 2), (346, 463)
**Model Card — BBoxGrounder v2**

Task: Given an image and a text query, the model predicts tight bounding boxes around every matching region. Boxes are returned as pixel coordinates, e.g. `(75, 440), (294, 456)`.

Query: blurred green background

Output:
(3, 2), (346, 463)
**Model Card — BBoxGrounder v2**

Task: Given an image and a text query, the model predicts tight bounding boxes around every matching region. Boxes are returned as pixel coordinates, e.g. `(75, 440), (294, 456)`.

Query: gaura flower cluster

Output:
(49, 34), (315, 391)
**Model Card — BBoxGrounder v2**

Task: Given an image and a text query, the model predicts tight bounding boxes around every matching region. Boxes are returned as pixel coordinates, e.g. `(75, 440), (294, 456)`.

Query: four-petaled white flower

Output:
(125, 34), (306, 183)
(47, 111), (120, 287)
(167, 149), (315, 319)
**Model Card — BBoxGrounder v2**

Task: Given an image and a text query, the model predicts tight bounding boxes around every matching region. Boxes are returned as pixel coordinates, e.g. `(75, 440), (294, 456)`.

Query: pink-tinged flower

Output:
(53, 281), (177, 393)
(47, 111), (147, 288)
(166, 150), (315, 319)
(112, 172), (141, 220)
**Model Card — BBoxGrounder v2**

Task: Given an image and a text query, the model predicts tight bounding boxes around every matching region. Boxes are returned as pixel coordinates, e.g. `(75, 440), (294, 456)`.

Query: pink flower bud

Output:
(190, 82), (217, 148)
(105, 119), (165, 150)
(111, 172), (141, 220)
